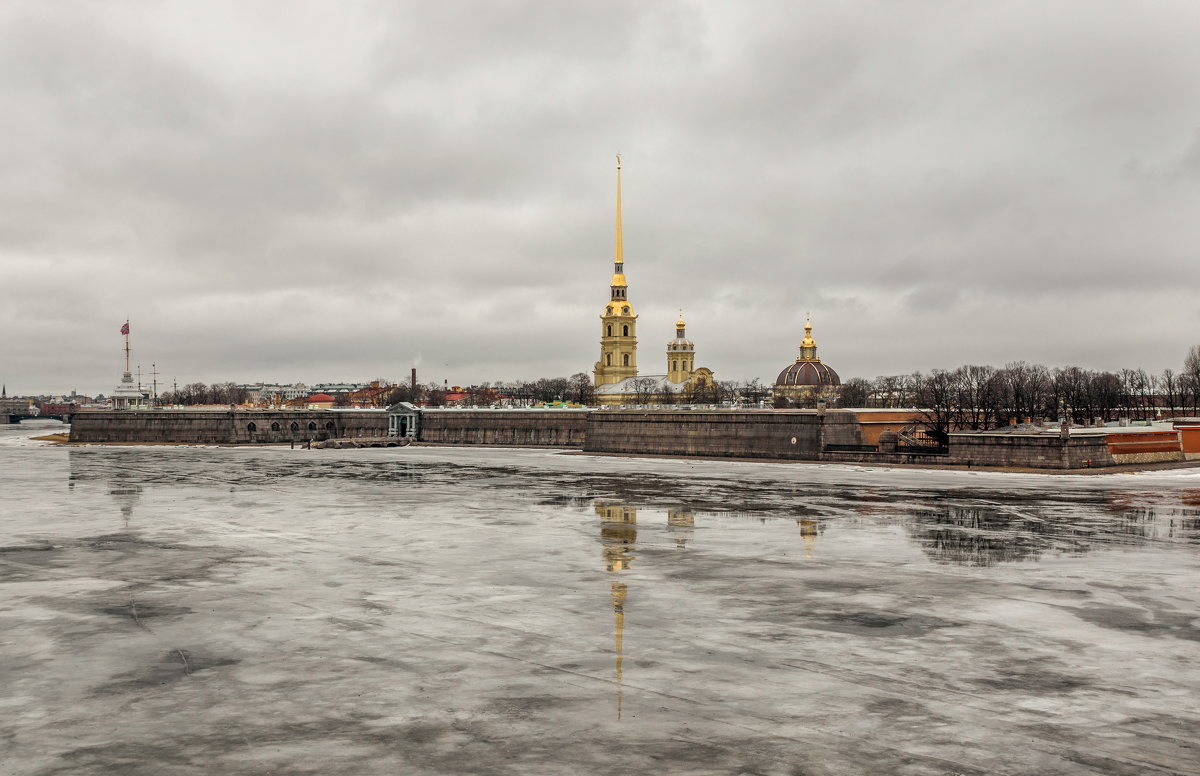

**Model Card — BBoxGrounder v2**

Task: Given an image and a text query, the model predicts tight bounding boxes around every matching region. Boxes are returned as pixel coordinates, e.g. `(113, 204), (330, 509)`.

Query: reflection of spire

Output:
(611, 580), (627, 721)
(667, 508), (695, 548)
(797, 518), (818, 559)
(597, 502), (636, 721)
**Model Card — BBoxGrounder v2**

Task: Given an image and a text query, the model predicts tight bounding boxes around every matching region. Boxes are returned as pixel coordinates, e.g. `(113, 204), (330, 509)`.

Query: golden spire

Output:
(676, 308), (685, 329)
(615, 154), (623, 263)
(608, 155), (628, 298)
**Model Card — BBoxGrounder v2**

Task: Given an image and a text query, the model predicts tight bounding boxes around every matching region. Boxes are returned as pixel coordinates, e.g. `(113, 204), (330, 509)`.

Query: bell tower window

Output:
(623, 354), (630, 366)
(606, 325), (612, 337)
(606, 353), (612, 366)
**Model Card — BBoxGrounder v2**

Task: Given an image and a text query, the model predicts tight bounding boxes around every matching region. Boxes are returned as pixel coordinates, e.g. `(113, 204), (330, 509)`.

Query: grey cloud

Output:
(2, 1), (1200, 395)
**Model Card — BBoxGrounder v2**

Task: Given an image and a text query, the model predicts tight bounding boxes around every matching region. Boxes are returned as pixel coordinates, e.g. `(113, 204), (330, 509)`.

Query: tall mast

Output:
(124, 319), (131, 374)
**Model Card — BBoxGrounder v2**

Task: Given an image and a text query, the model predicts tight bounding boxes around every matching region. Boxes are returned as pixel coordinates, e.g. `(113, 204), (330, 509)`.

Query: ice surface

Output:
(3, 422), (1200, 775)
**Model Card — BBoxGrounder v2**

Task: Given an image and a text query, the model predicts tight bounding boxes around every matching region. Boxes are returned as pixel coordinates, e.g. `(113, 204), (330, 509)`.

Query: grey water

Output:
(3, 421), (1200, 775)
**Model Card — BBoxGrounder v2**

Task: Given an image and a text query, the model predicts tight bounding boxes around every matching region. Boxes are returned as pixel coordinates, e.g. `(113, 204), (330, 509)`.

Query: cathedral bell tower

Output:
(666, 311), (695, 384)
(594, 155), (638, 387)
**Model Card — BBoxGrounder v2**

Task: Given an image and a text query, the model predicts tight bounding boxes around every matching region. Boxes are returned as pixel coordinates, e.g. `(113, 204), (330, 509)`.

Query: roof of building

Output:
(307, 393), (336, 402)
(774, 316), (840, 387)
(594, 374), (693, 397)
(776, 360), (841, 387)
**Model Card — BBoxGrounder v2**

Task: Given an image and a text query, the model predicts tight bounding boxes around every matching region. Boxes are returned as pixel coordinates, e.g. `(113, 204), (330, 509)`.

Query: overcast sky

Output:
(2, 1), (1199, 395)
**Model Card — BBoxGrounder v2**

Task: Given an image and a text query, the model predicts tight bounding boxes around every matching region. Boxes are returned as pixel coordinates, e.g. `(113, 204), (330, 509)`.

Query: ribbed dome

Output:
(775, 361), (840, 387)
(667, 339), (693, 351)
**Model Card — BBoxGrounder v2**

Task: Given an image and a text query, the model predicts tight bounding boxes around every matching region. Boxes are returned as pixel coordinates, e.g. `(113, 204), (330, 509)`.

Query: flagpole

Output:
(124, 319), (131, 375)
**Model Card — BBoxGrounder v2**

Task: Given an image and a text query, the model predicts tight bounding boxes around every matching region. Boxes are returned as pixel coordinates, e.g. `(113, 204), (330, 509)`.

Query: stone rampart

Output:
(948, 434), (1114, 469)
(418, 409), (589, 447)
(69, 410), (388, 444)
(582, 409), (868, 459)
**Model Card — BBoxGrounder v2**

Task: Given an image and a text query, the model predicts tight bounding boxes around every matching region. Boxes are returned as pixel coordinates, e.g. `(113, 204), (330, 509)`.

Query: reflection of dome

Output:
(776, 360), (840, 387)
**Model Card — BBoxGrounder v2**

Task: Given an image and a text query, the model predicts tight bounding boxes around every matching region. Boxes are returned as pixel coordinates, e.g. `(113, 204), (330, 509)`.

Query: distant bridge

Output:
(3, 403), (78, 424)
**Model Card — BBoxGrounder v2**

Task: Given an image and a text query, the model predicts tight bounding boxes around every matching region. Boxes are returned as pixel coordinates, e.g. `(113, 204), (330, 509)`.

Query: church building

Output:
(772, 315), (841, 407)
(592, 157), (714, 405)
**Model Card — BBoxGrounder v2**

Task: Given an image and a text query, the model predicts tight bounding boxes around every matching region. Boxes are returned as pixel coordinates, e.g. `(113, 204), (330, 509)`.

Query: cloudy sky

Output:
(2, 1), (1199, 395)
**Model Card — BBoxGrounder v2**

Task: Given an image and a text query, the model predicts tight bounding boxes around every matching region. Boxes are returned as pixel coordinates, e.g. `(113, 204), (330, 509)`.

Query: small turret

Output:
(667, 310), (695, 383)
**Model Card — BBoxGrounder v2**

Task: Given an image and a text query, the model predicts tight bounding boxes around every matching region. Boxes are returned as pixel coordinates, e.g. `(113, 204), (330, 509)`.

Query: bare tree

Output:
(568, 373), (595, 405)
(914, 369), (956, 445)
(839, 377), (871, 408)
(628, 377), (660, 405)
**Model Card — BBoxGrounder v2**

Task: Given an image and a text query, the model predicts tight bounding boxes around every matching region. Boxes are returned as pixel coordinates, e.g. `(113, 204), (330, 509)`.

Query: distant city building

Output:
(306, 393), (336, 409)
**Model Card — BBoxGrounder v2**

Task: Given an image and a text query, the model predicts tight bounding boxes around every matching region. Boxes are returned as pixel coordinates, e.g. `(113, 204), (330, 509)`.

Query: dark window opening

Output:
(270, 422), (280, 431)
(247, 422), (257, 432)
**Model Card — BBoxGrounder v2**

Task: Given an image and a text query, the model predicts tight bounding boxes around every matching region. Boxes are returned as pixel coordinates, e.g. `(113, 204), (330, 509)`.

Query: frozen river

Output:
(3, 421), (1200, 775)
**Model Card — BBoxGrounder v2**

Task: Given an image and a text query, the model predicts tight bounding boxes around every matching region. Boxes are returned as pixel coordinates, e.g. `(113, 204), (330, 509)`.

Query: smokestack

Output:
(411, 367), (417, 390)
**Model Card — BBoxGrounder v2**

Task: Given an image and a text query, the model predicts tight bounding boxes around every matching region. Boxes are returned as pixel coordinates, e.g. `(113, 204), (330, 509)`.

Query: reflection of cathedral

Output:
(595, 502), (636, 720)
(667, 508), (694, 548)
(592, 158), (714, 404)
(797, 518), (818, 559)
(592, 502), (823, 719)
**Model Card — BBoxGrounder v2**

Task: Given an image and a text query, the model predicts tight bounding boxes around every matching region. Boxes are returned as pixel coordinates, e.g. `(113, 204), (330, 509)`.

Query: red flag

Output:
(120, 322), (130, 335)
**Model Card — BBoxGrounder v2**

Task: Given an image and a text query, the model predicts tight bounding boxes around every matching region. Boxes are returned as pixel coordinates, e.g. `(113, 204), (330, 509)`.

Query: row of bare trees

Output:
(840, 346), (1200, 444)
(159, 382), (249, 406)
(381, 374), (776, 408)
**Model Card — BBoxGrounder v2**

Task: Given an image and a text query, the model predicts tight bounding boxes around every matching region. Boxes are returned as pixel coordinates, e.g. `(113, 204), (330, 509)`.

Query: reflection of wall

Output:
(909, 507), (1051, 567)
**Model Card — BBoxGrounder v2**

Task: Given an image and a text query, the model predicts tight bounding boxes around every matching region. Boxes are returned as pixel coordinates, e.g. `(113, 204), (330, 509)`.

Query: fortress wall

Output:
(947, 434), (1114, 469)
(418, 410), (589, 447)
(69, 410), (387, 444)
(581, 409), (868, 459)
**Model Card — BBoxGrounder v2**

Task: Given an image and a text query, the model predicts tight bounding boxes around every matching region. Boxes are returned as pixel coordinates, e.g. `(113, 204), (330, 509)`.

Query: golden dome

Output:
(799, 318), (816, 348)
